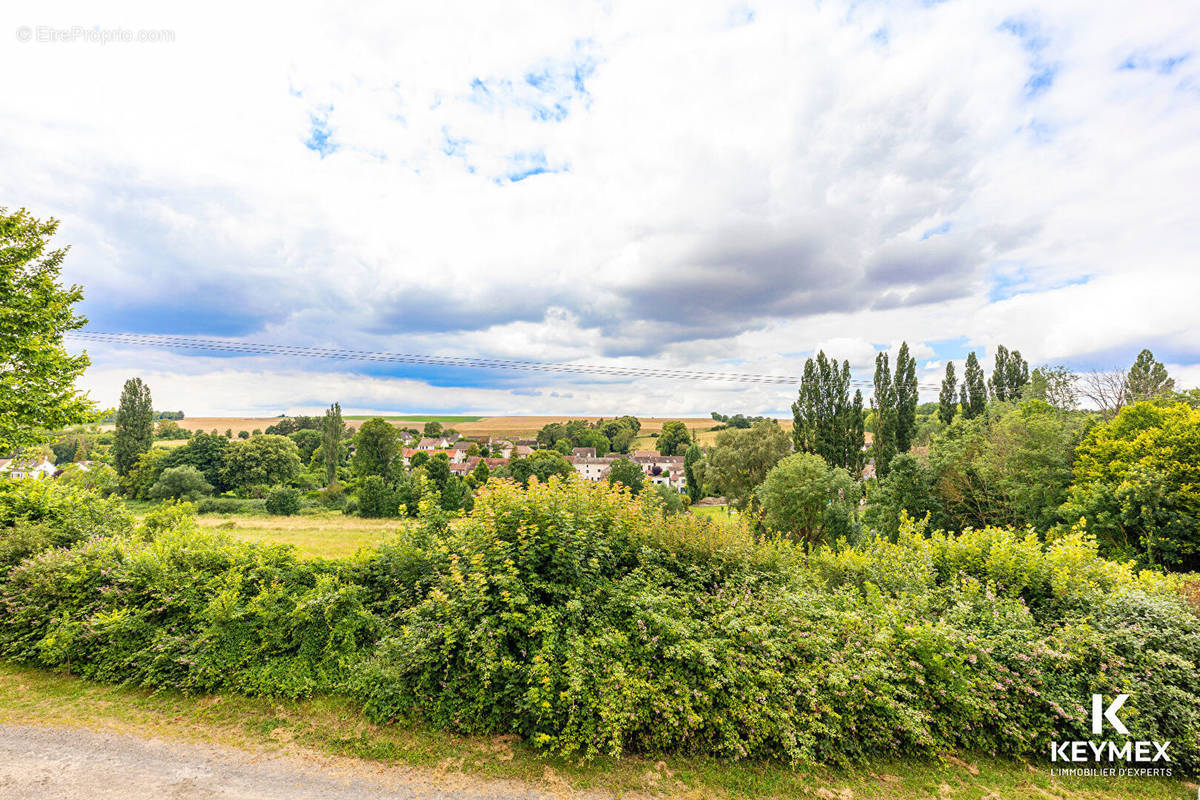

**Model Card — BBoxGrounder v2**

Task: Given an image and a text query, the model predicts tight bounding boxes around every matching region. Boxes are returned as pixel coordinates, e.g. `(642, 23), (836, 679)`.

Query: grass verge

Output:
(0, 662), (1192, 799)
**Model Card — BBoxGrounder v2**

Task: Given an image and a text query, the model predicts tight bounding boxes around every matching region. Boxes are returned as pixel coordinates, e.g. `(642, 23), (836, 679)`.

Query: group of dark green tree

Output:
(689, 345), (1200, 571)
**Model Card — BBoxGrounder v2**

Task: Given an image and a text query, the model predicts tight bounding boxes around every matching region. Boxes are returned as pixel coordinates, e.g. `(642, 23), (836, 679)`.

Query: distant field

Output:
(172, 415), (791, 444)
(343, 414), (483, 423)
(195, 512), (403, 558)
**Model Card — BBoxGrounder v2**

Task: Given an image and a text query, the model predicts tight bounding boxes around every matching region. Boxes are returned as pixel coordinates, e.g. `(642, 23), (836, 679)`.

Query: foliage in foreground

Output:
(0, 476), (1197, 776)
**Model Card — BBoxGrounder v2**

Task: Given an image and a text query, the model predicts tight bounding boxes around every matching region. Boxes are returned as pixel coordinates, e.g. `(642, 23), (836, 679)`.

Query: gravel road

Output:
(0, 724), (606, 800)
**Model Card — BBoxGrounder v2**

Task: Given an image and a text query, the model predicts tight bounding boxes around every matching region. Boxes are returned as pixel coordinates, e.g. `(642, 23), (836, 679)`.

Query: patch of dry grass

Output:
(195, 512), (403, 558)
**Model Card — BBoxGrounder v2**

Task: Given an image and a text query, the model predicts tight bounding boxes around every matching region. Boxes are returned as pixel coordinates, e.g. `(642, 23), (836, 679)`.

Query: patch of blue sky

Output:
(81, 299), (270, 338)
(727, 4), (755, 27)
(468, 44), (597, 123)
(999, 17), (1059, 99)
(920, 221), (951, 240)
(497, 151), (567, 183)
(871, 27), (889, 47)
(987, 265), (1091, 303)
(1120, 51), (1191, 75)
(304, 106), (337, 157)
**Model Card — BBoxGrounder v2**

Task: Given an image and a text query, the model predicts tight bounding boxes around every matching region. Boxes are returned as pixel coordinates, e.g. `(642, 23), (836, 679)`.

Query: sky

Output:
(2, 0), (1199, 416)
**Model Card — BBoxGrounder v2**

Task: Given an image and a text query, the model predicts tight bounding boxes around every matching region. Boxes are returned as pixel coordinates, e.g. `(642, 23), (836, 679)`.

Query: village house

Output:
(0, 457), (58, 480)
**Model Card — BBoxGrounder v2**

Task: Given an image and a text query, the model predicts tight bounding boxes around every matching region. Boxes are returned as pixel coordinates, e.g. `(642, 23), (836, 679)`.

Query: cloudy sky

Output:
(3, 0), (1198, 416)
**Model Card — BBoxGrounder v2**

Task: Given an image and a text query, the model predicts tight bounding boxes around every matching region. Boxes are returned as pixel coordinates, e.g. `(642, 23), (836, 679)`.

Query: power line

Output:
(66, 331), (947, 390)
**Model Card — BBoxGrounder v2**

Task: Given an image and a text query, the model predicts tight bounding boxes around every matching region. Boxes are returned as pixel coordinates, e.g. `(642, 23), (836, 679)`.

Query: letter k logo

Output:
(1092, 693), (1129, 736)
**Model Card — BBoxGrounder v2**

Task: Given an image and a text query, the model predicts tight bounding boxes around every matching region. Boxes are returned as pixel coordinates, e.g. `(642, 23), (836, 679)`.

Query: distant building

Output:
(571, 447), (597, 459)
(0, 457), (57, 480)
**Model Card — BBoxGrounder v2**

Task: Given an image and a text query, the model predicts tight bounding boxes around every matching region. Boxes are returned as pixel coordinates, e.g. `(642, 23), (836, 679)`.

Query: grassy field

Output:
(195, 511), (402, 558)
(0, 663), (1191, 799)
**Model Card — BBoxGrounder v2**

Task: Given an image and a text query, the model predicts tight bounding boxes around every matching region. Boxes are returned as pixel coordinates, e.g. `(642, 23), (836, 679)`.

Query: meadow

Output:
(195, 511), (404, 558)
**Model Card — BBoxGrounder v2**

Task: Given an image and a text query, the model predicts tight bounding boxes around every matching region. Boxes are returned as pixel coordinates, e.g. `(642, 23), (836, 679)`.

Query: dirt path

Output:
(0, 724), (605, 800)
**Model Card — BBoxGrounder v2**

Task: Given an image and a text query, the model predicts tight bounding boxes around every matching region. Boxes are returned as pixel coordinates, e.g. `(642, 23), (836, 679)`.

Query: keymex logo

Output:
(1048, 693), (1172, 778)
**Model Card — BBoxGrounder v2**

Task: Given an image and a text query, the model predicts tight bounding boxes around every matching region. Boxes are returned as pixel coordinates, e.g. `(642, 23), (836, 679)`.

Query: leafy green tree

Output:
(792, 351), (865, 472)
(121, 447), (172, 499)
(872, 352), (897, 477)
(1061, 402), (1199, 569)
(288, 429), (322, 462)
(962, 352), (987, 419)
(1126, 349), (1174, 403)
(0, 208), (92, 453)
(938, 361), (957, 425)
(502, 450), (573, 486)
(756, 452), (858, 546)
(423, 421), (444, 437)
(112, 378), (154, 476)
(321, 402), (344, 486)
(606, 457), (645, 493)
(148, 465), (212, 501)
(893, 342), (919, 454)
(989, 345), (1030, 402)
(863, 453), (938, 539)
(683, 442), (703, 502)
(161, 431), (229, 491)
(472, 459), (491, 484)
(220, 434), (302, 492)
(704, 420), (792, 509)
(1026, 366), (1078, 410)
(650, 483), (686, 514)
(656, 420), (691, 456)
(425, 452), (452, 492)
(352, 418), (400, 478)
(357, 475), (398, 518)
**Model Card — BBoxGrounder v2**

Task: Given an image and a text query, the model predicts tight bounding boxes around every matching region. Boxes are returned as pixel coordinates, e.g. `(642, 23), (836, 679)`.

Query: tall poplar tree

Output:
(893, 341), (918, 453)
(871, 352), (897, 477)
(791, 351), (864, 472)
(962, 352), (987, 419)
(112, 377), (153, 476)
(321, 401), (344, 486)
(938, 361), (957, 425)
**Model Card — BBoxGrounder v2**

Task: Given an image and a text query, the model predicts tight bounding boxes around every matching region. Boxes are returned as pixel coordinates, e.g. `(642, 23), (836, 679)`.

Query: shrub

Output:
(0, 513), (379, 698)
(195, 497), (265, 515)
(265, 487), (301, 516)
(148, 465), (213, 501)
(356, 476), (397, 518)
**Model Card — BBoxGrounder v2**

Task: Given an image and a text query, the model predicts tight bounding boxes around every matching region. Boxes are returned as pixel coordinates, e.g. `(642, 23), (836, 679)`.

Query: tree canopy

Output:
(0, 207), (92, 453)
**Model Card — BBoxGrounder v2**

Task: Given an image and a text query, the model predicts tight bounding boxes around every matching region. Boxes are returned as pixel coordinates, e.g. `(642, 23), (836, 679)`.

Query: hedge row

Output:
(0, 478), (1196, 773)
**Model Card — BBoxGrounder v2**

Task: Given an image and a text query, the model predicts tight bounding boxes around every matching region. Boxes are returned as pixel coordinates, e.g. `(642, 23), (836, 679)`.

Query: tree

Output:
(650, 483), (686, 514)
(357, 475), (398, 518)
(321, 402), (344, 486)
(112, 378), (154, 476)
(148, 465), (212, 501)
(288, 429), (322, 462)
(503, 450), (573, 486)
(0, 208), (92, 453)
(792, 352), (865, 472)
(1005, 349), (1030, 399)
(756, 452), (858, 547)
(938, 361), (958, 425)
(656, 420), (691, 456)
(423, 421), (444, 437)
(704, 420), (792, 509)
(220, 434), (302, 492)
(1061, 402), (1199, 570)
(161, 430), (229, 491)
(962, 352), (987, 419)
(122, 447), (172, 499)
(1079, 369), (1128, 420)
(352, 418), (400, 478)
(863, 453), (937, 539)
(872, 352), (897, 477)
(1026, 366), (1078, 411)
(683, 442), (703, 502)
(893, 342), (919, 453)
(1126, 349), (1174, 403)
(607, 457), (645, 493)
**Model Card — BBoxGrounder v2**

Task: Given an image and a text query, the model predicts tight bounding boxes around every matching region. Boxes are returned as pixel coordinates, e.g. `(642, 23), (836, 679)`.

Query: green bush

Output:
(265, 487), (301, 516)
(195, 497), (266, 515)
(0, 478), (133, 570)
(0, 507), (379, 698)
(352, 478), (1200, 771)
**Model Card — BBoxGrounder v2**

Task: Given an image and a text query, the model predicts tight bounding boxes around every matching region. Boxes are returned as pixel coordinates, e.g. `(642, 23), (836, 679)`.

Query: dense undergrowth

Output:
(0, 477), (1197, 774)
